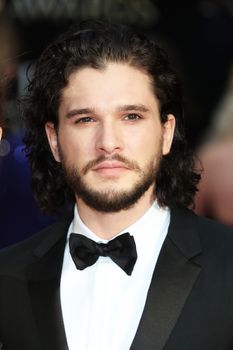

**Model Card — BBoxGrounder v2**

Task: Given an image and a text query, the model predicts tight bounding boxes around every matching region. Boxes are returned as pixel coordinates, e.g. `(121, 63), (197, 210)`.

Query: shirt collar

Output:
(70, 201), (170, 244)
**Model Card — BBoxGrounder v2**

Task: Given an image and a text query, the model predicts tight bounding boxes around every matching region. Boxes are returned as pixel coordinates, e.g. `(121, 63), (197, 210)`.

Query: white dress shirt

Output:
(60, 201), (170, 350)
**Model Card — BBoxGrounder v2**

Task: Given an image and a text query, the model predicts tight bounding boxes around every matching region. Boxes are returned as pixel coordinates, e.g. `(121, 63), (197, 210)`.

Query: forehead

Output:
(59, 63), (158, 112)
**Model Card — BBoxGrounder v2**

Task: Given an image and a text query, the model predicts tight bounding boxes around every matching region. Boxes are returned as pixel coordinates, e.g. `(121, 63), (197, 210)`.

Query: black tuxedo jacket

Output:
(1, 206), (233, 350)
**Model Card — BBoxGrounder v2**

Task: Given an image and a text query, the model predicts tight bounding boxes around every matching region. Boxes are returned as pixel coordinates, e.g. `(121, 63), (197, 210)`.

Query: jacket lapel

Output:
(26, 219), (71, 350)
(131, 207), (202, 350)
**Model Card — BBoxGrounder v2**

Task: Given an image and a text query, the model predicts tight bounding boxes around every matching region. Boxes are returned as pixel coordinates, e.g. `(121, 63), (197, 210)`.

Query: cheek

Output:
(127, 138), (160, 168)
(130, 127), (161, 154)
(59, 134), (94, 167)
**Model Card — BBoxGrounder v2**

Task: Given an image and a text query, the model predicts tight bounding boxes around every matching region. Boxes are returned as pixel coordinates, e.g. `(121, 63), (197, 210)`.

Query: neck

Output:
(76, 188), (155, 240)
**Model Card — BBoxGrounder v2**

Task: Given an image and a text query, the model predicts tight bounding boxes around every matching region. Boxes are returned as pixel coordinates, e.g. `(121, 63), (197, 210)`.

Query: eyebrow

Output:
(117, 104), (150, 112)
(65, 108), (95, 118)
(65, 104), (150, 119)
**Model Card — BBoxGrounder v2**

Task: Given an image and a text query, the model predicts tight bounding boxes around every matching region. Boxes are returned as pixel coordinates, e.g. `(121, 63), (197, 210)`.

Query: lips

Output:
(93, 161), (129, 174)
(93, 161), (128, 170)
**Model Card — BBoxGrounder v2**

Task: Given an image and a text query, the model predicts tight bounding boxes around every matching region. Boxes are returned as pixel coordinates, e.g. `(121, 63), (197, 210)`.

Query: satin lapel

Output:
(131, 207), (202, 350)
(27, 220), (70, 350)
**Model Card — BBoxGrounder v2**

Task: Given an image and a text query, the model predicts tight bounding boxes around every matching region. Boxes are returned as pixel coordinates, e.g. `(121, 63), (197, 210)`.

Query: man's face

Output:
(46, 63), (175, 212)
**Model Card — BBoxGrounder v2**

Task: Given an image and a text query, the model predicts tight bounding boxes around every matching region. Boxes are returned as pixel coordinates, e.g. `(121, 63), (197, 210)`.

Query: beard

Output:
(58, 147), (162, 213)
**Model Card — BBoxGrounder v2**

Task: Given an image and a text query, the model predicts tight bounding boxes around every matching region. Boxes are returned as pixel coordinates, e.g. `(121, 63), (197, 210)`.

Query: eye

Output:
(75, 116), (95, 124)
(124, 113), (141, 121)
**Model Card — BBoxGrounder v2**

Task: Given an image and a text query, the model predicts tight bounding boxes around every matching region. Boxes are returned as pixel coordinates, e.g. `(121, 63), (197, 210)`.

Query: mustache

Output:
(82, 154), (141, 175)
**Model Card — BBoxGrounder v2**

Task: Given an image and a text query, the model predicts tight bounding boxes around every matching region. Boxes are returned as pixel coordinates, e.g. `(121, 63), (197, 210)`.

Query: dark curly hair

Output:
(22, 19), (200, 213)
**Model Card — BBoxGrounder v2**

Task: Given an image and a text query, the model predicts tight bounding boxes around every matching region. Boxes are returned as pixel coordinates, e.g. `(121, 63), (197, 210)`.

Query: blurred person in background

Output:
(1, 20), (233, 350)
(0, 14), (54, 248)
(0, 16), (19, 104)
(195, 66), (233, 226)
(0, 15), (17, 138)
(0, 83), (4, 139)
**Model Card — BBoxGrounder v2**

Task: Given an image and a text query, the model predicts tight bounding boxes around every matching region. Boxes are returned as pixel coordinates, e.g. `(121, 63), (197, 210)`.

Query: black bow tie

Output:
(69, 232), (137, 275)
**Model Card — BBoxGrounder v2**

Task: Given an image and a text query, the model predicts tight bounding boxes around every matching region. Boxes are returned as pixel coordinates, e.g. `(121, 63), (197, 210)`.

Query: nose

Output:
(96, 119), (122, 154)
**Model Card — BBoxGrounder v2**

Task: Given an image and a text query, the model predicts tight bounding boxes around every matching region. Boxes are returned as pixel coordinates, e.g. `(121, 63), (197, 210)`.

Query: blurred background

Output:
(1, 0), (233, 248)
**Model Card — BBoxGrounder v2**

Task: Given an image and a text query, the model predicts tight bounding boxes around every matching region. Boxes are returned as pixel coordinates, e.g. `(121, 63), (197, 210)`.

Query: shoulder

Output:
(0, 217), (72, 273)
(195, 211), (233, 261)
(171, 205), (233, 233)
(170, 206), (233, 257)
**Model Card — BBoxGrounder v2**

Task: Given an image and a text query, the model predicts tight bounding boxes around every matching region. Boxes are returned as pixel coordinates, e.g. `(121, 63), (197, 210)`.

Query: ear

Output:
(0, 127), (2, 141)
(45, 122), (61, 162)
(162, 114), (176, 155)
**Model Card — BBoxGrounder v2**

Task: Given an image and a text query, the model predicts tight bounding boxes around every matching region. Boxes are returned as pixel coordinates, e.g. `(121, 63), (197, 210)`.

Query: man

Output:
(1, 20), (233, 350)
